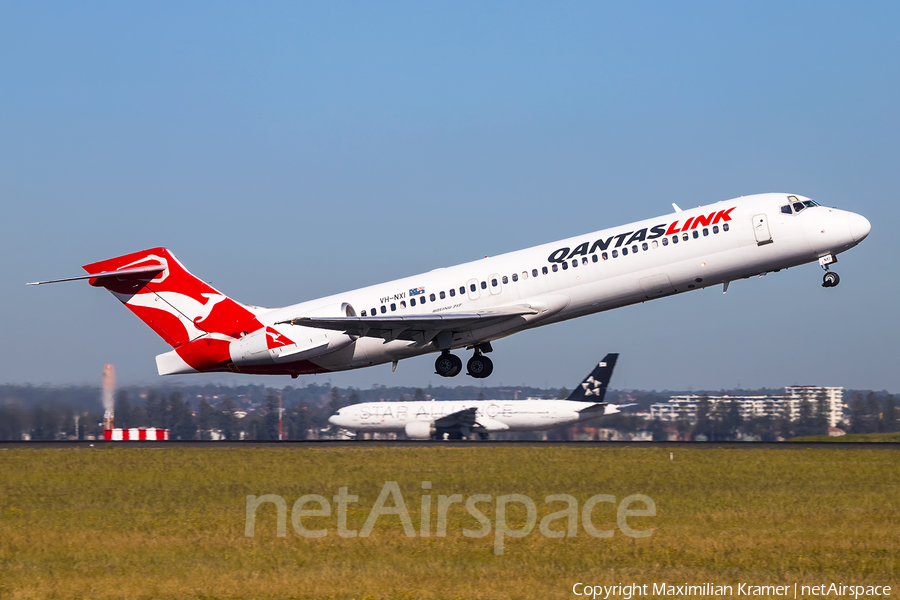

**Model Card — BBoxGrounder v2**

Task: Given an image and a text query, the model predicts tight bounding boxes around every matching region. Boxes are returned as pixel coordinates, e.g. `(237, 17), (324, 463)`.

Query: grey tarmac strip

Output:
(1, 440), (899, 450)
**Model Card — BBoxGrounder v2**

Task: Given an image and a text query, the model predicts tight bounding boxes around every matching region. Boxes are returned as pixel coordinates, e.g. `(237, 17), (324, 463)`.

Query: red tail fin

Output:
(83, 248), (263, 347)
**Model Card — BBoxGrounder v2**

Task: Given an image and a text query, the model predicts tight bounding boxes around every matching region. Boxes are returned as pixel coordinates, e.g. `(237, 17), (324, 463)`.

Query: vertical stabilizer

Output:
(82, 248), (264, 348)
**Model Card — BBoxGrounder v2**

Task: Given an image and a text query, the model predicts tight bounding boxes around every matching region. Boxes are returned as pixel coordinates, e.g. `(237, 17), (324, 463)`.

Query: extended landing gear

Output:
(434, 346), (495, 379)
(820, 254), (840, 288)
(435, 351), (463, 378)
(466, 353), (493, 379)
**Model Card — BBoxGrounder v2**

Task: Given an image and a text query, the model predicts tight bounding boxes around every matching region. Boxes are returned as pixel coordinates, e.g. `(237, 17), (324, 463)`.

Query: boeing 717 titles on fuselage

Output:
(328, 353), (622, 440)
(29, 193), (870, 379)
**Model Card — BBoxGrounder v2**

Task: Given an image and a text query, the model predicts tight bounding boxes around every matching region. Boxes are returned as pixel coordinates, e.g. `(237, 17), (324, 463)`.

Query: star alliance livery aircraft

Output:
(328, 353), (621, 440)
(30, 193), (869, 380)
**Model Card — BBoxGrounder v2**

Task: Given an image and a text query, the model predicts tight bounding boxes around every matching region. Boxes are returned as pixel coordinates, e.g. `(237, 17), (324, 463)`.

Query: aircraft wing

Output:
(432, 407), (509, 433)
(434, 407), (478, 428)
(276, 305), (537, 344)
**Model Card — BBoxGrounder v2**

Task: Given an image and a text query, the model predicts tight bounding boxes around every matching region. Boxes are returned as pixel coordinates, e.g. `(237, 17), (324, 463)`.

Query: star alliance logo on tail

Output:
(581, 376), (604, 396)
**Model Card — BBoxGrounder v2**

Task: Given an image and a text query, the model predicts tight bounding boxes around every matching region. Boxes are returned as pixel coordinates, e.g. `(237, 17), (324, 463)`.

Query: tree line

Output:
(1, 384), (897, 441)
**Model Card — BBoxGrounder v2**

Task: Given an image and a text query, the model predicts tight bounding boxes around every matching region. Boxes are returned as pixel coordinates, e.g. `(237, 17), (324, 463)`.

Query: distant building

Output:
(649, 386), (843, 427)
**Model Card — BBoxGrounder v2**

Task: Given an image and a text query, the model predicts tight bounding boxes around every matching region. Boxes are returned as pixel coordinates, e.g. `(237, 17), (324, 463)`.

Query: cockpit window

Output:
(783, 198), (819, 215)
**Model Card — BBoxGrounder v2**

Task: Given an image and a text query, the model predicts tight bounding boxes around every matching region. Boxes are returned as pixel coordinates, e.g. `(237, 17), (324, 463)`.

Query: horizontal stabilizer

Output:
(27, 265), (164, 286)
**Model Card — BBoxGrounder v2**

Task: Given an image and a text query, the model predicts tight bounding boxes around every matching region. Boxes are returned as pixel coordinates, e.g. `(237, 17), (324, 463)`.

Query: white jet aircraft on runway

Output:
(328, 353), (622, 440)
(30, 193), (869, 379)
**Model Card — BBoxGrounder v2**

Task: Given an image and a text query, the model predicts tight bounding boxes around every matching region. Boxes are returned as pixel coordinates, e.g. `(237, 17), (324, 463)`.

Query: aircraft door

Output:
(466, 278), (481, 301)
(488, 273), (502, 295)
(753, 214), (773, 246)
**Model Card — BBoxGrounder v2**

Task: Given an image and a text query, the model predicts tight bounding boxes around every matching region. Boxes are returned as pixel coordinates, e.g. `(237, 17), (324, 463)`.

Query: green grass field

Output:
(1, 445), (897, 599)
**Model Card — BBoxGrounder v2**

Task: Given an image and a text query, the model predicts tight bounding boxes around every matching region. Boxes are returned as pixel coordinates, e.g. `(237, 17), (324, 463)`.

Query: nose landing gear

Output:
(820, 254), (840, 288)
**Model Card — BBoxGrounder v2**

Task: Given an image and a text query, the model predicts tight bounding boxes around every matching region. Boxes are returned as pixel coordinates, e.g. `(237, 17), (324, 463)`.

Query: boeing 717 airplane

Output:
(328, 353), (621, 440)
(30, 193), (869, 379)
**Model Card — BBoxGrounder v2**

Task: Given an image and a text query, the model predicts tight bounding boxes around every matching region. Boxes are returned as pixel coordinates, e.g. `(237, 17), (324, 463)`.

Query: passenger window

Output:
(521, 272), (528, 280)
(371, 307), (377, 315)
(361, 310), (367, 317)
(512, 273), (518, 282)
(400, 300), (406, 309)
(571, 260), (577, 268)
(612, 250), (618, 258)
(632, 245), (638, 253)
(622, 247), (628, 255)
(541, 267), (548, 275)
(682, 233), (689, 241)
(502, 275), (508, 284)
(440, 291), (446, 299)
(562, 261), (568, 270)
(410, 298), (415, 307)
(643, 242), (649, 251)
(430, 293), (436, 301)
(602, 251), (608, 260)
(651, 241), (658, 249)
(582, 257), (588, 265)
(459, 286), (465, 295)
(491, 278), (498, 286)
(662, 238), (668, 246)
(781, 205), (792, 214)
(481, 281), (487, 290)
(713, 225), (719, 234)
(381, 306), (387, 314)
(470, 284), (476, 292)
(552, 264), (558, 272)
(723, 223), (730, 232)
(592, 255), (598, 263)
(692, 230), (699, 239)
(793, 202), (804, 213)
(449, 288), (455, 297)
(703, 228), (709, 236)
(672, 236), (678, 244)
(420, 296), (426, 304)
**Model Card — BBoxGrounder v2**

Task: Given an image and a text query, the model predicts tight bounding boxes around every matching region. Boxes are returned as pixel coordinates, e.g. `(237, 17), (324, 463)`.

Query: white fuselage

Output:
(153, 192), (870, 376)
(329, 399), (611, 435)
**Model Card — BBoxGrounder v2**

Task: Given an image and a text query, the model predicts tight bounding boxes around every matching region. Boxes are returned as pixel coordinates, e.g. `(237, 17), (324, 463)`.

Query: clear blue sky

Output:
(2, 1), (897, 391)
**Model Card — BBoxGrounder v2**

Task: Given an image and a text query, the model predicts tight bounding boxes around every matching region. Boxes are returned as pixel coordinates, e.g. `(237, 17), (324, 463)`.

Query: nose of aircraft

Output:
(328, 414), (341, 426)
(848, 212), (871, 243)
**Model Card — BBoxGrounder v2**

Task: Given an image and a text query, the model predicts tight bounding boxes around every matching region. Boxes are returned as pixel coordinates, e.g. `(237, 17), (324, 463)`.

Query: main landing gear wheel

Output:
(822, 272), (840, 288)
(466, 355), (494, 379)
(435, 352), (463, 377)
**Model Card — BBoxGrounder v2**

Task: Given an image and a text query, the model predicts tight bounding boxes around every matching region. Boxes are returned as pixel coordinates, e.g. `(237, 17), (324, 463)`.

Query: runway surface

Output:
(2, 440), (899, 449)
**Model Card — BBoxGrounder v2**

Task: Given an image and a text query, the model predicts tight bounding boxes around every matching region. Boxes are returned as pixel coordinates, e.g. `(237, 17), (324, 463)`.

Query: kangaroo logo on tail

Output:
(83, 248), (264, 348)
